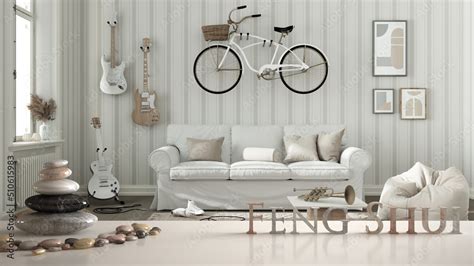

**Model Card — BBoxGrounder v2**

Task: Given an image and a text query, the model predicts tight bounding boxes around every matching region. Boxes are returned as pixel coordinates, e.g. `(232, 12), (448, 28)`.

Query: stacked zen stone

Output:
(15, 160), (98, 235)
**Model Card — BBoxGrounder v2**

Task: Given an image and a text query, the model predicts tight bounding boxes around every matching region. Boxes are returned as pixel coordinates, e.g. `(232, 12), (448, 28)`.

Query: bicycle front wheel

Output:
(193, 45), (242, 94)
(279, 45), (329, 94)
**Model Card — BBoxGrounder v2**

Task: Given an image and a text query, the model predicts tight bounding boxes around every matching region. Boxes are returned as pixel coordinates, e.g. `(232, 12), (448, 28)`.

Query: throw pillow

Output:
(283, 135), (319, 163)
(317, 128), (345, 162)
(187, 137), (224, 161)
(242, 147), (283, 162)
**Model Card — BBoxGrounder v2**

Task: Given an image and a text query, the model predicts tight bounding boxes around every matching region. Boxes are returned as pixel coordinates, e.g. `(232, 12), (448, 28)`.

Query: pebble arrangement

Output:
(0, 223), (161, 255)
(15, 160), (98, 235)
(1, 160), (162, 256)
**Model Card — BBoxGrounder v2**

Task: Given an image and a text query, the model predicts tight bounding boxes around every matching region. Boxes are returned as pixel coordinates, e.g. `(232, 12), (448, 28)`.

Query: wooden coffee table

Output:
(287, 196), (368, 220)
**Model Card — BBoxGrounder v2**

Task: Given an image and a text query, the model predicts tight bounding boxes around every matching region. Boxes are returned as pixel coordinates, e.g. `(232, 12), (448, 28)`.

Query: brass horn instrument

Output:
(293, 185), (356, 205)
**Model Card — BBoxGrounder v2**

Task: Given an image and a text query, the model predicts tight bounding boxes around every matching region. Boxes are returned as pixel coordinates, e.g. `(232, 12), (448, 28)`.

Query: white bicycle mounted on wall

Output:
(193, 5), (329, 94)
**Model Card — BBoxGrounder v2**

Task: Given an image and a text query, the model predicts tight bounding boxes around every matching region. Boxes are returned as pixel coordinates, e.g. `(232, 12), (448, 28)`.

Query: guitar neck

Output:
(111, 27), (116, 68)
(143, 52), (149, 92)
(95, 128), (106, 164)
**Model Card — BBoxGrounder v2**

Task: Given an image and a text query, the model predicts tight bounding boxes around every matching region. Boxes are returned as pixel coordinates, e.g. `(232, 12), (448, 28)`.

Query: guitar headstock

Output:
(91, 117), (102, 129)
(140, 38), (152, 54)
(106, 12), (118, 27)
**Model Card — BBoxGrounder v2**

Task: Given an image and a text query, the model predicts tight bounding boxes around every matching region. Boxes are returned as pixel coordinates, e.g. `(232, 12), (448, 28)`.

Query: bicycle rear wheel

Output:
(193, 45), (242, 94)
(279, 44), (329, 94)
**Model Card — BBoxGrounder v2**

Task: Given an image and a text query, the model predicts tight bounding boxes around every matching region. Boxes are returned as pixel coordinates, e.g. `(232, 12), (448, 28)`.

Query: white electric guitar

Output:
(100, 13), (127, 95)
(88, 117), (121, 201)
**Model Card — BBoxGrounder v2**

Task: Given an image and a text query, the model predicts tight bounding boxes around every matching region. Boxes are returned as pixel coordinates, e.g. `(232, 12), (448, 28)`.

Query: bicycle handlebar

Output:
(228, 6), (261, 27)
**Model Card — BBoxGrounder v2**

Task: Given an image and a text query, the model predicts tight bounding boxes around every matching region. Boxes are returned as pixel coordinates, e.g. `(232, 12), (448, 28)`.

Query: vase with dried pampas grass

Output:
(27, 94), (57, 141)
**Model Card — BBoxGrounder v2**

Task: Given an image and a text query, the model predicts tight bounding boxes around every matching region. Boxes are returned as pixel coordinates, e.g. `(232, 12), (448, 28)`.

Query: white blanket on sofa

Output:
(377, 162), (470, 220)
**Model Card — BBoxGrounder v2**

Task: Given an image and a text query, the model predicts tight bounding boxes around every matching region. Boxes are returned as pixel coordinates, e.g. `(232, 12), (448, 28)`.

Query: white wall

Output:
(41, 0), (474, 195)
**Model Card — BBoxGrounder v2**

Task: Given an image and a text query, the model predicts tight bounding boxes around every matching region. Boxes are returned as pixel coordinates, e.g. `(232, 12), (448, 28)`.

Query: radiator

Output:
(16, 153), (56, 207)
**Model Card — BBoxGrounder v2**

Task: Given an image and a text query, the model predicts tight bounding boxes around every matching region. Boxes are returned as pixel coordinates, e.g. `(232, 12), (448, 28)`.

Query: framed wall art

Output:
(400, 88), (426, 120)
(373, 20), (407, 76)
(373, 89), (394, 114)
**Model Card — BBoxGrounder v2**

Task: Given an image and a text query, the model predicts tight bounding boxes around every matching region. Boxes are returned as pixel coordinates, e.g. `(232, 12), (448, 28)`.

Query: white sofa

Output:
(148, 125), (372, 210)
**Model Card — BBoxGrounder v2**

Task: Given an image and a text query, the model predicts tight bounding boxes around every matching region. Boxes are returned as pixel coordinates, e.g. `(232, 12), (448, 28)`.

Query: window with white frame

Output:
(14, 0), (34, 139)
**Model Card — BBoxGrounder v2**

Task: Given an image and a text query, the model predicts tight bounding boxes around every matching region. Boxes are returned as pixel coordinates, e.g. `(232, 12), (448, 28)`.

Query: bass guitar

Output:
(132, 37), (160, 126)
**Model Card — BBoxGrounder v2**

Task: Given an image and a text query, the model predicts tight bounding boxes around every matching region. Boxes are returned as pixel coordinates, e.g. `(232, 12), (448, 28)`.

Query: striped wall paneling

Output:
(55, 0), (473, 193)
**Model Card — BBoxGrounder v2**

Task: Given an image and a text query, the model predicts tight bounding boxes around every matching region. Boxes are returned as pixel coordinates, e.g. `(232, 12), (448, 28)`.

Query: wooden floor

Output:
(87, 196), (474, 221)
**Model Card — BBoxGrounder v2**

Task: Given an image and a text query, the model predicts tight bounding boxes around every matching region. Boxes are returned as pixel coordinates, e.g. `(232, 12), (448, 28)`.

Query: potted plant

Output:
(27, 94), (57, 141)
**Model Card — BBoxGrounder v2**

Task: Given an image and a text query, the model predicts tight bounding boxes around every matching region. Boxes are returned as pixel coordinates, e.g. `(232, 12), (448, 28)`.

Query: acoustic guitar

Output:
(132, 38), (160, 126)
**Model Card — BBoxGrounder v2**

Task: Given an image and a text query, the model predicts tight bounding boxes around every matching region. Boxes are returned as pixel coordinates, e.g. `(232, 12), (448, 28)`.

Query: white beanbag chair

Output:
(377, 162), (470, 220)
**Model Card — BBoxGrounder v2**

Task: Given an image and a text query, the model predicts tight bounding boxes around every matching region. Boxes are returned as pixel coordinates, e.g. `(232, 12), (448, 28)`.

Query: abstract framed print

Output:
(373, 20), (407, 76)
(373, 89), (394, 114)
(400, 88), (426, 120)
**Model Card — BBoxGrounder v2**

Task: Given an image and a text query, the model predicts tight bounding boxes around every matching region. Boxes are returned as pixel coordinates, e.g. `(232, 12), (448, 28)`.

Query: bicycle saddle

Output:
(274, 25), (294, 34)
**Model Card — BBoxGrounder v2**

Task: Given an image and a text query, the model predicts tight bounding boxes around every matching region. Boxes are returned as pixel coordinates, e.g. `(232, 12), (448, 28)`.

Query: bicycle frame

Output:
(216, 32), (309, 76)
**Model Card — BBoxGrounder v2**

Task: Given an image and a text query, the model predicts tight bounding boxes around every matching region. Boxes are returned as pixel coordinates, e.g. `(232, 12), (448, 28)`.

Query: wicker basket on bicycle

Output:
(201, 24), (230, 41)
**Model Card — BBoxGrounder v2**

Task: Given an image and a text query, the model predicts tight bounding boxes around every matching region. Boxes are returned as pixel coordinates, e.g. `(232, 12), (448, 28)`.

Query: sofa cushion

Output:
(284, 125), (347, 147)
(230, 161), (290, 180)
(187, 137), (224, 161)
(242, 147), (282, 162)
(317, 129), (345, 162)
(288, 161), (351, 180)
(170, 161), (230, 180)
(283, 135), (319, 163)
(231, 125), (283, 163)
(167, 125), (231, 163)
